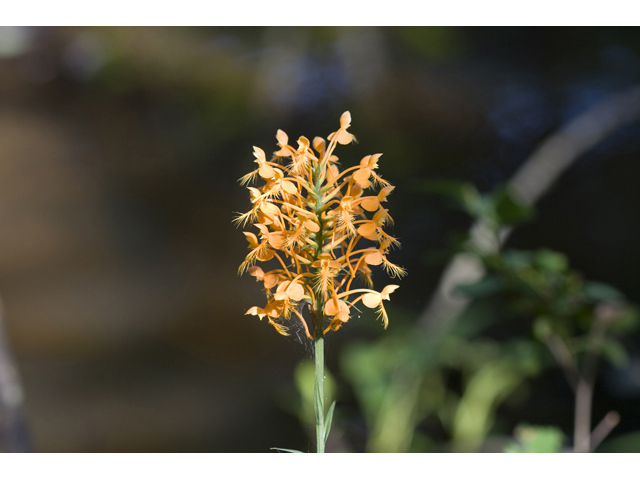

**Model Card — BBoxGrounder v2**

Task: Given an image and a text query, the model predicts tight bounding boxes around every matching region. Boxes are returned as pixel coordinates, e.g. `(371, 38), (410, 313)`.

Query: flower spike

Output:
(236, 112), (405, 337)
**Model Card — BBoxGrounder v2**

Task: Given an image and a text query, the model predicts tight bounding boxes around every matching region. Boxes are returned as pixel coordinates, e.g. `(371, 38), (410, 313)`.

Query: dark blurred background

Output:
(1, 26), (640, 452)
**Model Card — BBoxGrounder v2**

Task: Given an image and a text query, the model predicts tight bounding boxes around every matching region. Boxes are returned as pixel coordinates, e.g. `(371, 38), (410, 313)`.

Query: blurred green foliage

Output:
(598, 430), (640, 453)
(425, 180), (534, 229)
(277, 359), (337, 445)
(504, 424), (564, 453)
(333, 181), (639, 452)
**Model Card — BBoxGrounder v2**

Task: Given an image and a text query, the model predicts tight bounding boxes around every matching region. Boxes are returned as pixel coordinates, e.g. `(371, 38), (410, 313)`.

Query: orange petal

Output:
(281, 180), (298, 195)
(264, 301), (282, 318)
(360, 197), (379, 212)
(248, 266), (264, 280)
(364, 251), (383, 265)
(267, 232), (286, 249)
(325, 298), (350, 321)
(313, 137), (326, 154)
(297, 136), (310, 149)
(253, 146), (266, 162)
(381, 284), (400, 299)
(304, 219), (320, 233)
(336, 129), (353, 145)
(257, 249), (274, 262)
(260, 202), (280, 216)
(264, 273), (279, 289)
(325, 297), (344, 315)
(373, 208), (388, 225)
(246, 306), (266, 320)
(259, 164), (275, 179)
(256, 210), (273, 225)
(353, 168), (370, 187)
(248, 187), (261, 202)
(325, 298), (339, 316)
(275, 147), (291, 157)
(378, 186), (395, 202)
(272, 167), (284, 180)
(340, 111), (351, 128)
(357, 223), (378, 240)
(362, 292), (381, 308)
(243, 232), (259, 249)
(276, 129), (288, 146)
(350, 183), (363, 198)
(327, 164), (340, 183)
(368, 153), (382, 168)
(273, 291), (288, 301)
(287, 282), (305, 301)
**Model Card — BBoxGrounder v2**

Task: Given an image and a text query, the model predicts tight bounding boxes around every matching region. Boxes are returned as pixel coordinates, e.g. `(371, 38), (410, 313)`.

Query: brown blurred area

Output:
(0, 26), (308, 452)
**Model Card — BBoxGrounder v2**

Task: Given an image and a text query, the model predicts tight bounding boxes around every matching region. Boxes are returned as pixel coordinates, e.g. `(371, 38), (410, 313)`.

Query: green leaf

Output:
(598, 429), (640, 452)
(424, 180), (483, 217)
(455, 275), (504, 298)
(324, 401), (336, 444)
(501, 249), (534, 270)
(600, 339), (629, 368)
(293, 360), (336, 429)
(534, 249), (568, 273)
(489, 186), (533, 226)
(608, 306), (640, 335)
(583, 282), (624, 302)
(504, 424), (564, 453)
(270, 447), (304, 453)
(532, 316), (554, 341)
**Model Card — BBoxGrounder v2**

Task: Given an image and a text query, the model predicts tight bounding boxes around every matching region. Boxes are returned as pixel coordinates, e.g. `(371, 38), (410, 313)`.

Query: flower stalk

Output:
(311, 177), (327, 453)
(236, 111), (405, 452)
(314, 317), (326, 453)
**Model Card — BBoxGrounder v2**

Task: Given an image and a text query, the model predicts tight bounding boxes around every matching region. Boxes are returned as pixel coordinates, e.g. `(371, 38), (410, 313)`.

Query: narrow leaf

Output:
(324, 401), (336, 444)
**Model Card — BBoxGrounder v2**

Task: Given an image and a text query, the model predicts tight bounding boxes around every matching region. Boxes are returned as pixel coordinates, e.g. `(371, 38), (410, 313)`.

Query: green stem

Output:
(311, 158), (327, 454)
(314, 310), (325, 453)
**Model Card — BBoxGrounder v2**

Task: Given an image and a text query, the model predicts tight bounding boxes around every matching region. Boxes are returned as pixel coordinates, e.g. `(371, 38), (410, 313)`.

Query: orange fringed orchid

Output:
(235, 111), (405, 338)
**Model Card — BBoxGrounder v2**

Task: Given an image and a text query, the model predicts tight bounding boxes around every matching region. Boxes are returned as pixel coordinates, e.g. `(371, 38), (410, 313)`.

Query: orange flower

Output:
(235, 112), (405, 338)
(239, 147), (276, 185)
